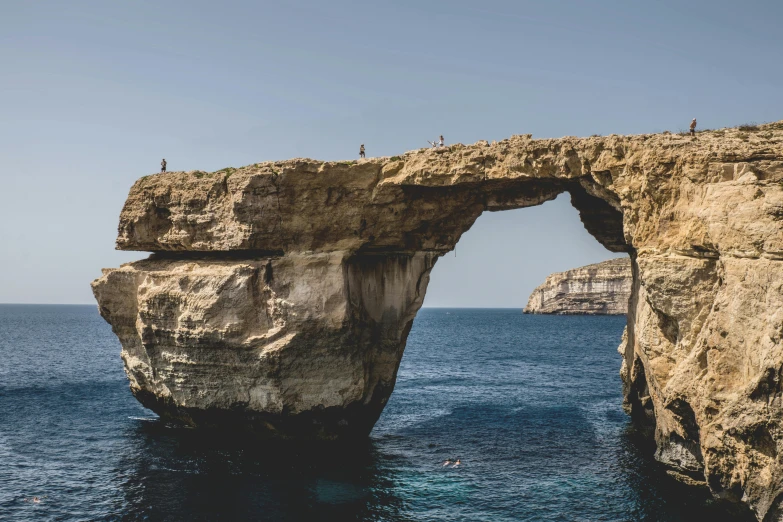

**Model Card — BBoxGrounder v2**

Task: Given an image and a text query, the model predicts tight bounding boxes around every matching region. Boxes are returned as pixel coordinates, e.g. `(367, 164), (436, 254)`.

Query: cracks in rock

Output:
(263, 260), (273, 285)
(762, 491), (783, 522)
(413, 254), (437, 304)
(625, 354), (657, 430)
(653, 308), (681, 345)
(271, 171), (285, 251)
(654, 397), (708, 488)
(149, 250), (285, 260)
(750, 366), (783, 405)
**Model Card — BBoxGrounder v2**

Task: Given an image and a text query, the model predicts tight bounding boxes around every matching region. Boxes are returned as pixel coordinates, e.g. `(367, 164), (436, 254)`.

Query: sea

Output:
(0, 305), (750, 521)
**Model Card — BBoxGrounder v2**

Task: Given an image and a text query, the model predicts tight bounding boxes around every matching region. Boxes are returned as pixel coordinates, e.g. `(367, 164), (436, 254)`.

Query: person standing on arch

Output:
(359, 144), (365, 158)
(690, 118), (697, 136)
(161, 158), (167, 173)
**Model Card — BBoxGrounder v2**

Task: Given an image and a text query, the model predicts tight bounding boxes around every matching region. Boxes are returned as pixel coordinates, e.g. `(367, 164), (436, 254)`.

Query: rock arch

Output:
(94, 123), (783, 520)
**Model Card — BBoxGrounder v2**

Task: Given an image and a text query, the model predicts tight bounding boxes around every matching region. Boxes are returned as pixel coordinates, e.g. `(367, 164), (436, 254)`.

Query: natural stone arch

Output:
(94, 123), (783, 520)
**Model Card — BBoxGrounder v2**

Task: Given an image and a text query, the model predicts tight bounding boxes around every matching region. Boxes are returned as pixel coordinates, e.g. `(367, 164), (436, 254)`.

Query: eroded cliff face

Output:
(93, 252), (434, 438)
(524, 258), (631, 314)
(94, 122), (783, 520)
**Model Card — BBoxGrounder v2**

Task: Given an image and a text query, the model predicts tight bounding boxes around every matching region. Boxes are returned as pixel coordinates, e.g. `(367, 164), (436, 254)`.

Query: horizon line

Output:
(0, 302), (527, 309)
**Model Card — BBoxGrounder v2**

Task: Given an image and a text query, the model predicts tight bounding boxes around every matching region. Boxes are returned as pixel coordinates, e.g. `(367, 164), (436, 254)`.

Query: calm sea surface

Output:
(0, 305), (747, 521)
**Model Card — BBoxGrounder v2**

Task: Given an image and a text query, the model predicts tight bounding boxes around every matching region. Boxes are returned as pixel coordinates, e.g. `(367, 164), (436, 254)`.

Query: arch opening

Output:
(374, 200), (751, 520)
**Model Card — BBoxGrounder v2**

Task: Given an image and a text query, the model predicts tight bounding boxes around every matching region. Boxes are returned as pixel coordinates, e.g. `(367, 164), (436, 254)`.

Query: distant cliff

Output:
(524, 258), (631, 315)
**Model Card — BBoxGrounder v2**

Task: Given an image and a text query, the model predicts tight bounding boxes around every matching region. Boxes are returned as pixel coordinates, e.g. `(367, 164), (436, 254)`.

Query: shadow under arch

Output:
(344, 177), (640, 432)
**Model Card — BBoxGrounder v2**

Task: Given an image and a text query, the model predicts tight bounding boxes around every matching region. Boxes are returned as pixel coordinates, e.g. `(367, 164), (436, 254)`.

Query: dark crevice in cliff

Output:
(654, 309), (681, 345)
(625, 355), (657, 432)
(763, 492), (783, 522)
(271, 173), (285, 250)
(148, 250), (285, 260)
(750, 365), (783, 401)
(663, 398), (704, 465)
(263, 260), (274, 284)
(567, 182), (628, 253)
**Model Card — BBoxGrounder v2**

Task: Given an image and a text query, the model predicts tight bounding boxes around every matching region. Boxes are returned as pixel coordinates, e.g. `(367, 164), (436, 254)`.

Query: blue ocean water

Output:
(0, 305), (747, 521)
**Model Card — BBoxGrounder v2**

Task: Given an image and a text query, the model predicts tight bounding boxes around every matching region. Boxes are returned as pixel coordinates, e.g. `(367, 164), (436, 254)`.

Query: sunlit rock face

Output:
(93, 252), (435, 439)
(94, 122), (783, 520)
(524, 258), (631, 314)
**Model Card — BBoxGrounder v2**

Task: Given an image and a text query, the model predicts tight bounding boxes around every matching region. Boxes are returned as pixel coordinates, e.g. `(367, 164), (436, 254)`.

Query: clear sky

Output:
(1, 1), (781, 306)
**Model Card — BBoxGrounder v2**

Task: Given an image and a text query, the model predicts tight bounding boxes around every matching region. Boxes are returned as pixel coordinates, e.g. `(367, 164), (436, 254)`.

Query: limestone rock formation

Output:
(524, 258), (632, 314)
(93, 122), (783, 520)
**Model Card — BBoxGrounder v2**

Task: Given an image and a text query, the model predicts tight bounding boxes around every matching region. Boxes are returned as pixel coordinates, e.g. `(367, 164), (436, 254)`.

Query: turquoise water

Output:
(0, 305), (747, 521)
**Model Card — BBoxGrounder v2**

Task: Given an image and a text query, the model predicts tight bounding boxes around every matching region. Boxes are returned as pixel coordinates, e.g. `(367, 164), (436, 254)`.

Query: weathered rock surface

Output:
(93, 252), (433, 438)
(94, 122), (783, 520)
(524, 258), (632, 314)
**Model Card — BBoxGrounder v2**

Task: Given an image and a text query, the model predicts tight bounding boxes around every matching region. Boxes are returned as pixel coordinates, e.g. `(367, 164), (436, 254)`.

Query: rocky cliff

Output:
(94, 122), (783, 520)
(524, 258), (632, 314)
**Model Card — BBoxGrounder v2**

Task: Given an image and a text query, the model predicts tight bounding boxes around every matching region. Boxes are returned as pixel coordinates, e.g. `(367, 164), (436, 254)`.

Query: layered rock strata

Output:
(524, 258), (632, 314)
(94, 122), (783, 520)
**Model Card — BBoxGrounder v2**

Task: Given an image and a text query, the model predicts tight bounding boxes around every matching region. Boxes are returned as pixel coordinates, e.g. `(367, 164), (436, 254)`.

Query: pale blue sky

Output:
(1, 0), (781, 306)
